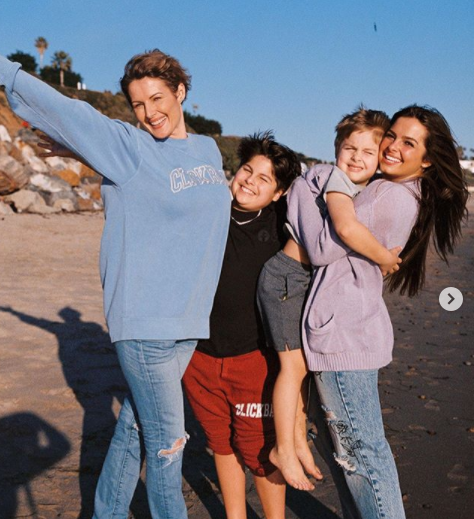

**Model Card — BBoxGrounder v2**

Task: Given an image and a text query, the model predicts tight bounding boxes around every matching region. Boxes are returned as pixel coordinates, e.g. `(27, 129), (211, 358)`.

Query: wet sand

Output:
(0, 199), (473, 518)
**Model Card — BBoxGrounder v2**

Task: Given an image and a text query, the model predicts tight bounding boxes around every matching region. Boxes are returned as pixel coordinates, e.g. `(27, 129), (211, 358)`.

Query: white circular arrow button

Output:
(439, 287), (463, 311)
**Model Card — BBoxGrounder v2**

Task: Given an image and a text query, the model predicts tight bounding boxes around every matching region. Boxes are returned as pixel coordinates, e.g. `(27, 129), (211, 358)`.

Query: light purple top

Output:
(287, 164), (420, 371)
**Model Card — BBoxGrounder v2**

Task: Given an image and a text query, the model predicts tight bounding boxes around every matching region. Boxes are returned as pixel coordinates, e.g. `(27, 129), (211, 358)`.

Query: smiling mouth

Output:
(383, 154), (402, 164)
(150, 116), (166, 129)
(241, 185), (255, 195)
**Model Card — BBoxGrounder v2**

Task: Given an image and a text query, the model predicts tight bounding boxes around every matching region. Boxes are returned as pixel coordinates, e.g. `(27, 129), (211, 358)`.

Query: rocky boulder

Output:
(4, 189), (60, 214)
(29, 173), (72, 193)
(54, 169), (81, 187)
(43, 190), (79, 212)
(0, 200), (14, 215)
(0, 123), (104, 214)
(0, 155), (30, 195)
(0, 124), (12, 143)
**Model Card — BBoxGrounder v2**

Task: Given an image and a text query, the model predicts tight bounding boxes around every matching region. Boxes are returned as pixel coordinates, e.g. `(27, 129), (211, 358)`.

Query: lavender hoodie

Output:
(287, 164), (420, 371)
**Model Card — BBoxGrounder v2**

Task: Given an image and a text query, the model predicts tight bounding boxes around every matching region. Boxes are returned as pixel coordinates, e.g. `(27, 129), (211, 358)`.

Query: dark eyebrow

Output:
(130, 91), (164, 104)
(386, 130), (418, 145)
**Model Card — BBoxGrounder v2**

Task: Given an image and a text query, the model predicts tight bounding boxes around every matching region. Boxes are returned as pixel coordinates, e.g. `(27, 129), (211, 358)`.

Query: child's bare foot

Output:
(269, 446), (315, 491)
(295, 440), (323, 481)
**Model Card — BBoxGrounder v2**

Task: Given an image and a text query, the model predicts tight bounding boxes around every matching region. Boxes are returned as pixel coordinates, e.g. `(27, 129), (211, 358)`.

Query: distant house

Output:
(460, 160), (474, 173)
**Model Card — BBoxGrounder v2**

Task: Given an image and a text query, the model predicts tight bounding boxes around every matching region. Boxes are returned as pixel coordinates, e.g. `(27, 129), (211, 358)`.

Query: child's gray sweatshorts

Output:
(257, 250), (311, 352)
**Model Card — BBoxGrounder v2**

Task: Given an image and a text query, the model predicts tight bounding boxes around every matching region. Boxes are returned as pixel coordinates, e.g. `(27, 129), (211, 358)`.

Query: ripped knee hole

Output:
(158, 434), (189, 459)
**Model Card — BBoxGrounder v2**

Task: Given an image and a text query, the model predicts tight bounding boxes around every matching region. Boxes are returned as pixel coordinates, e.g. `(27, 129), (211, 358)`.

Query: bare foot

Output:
(295, 439), (323, 481)
(269, 446), (315, 491)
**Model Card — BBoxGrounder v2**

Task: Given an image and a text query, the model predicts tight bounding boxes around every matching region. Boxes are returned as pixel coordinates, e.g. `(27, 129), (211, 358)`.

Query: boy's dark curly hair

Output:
(238, 131), (301, 193)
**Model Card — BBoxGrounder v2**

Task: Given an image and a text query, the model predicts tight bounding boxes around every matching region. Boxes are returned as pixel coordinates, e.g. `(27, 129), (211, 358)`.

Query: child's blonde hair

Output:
(334, 106), (390, 156)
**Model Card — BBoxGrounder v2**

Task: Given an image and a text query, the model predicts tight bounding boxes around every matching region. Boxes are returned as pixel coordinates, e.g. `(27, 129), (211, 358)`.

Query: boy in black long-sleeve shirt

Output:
(183, 132), (311, 518)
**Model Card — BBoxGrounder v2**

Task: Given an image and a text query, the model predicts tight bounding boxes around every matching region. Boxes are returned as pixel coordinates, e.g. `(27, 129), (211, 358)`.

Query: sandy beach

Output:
(1, 199), (473, 519)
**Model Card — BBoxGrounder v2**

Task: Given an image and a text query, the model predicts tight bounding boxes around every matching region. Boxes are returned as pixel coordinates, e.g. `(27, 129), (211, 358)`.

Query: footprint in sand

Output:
(447, 463), (469, 484)
(424, 399), (440, 411)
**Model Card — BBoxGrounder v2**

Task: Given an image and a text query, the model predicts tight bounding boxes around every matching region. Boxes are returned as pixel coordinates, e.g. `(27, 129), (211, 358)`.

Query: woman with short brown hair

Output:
(0, 49), (231, 519)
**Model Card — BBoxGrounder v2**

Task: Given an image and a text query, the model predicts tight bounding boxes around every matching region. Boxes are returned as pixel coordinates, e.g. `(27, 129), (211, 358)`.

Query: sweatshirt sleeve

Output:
(0, 56), (141, 186)
(287, 175), (351, 266)
(310, 219), (351, 266)
(369, 181), (419, 249)
(324, 167), (360, 197)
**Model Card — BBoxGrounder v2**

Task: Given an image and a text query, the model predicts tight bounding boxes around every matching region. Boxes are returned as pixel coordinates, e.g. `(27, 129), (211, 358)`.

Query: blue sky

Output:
(1, 0), (473, 161)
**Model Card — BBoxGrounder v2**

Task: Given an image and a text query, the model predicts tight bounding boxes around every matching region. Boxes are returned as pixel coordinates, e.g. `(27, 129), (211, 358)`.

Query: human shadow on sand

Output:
(0, 305), (149, 518)
(0, 412), (71, 518)
(1, 305), (342, 518)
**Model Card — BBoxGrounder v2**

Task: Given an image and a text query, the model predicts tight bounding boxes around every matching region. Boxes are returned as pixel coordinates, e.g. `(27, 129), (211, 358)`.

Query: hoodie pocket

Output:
(305, 314), (339, 354)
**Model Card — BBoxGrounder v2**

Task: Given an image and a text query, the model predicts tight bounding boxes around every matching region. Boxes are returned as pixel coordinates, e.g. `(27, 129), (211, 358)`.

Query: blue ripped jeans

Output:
(93, 339), (197, 519)
(311, 370), (405, 519)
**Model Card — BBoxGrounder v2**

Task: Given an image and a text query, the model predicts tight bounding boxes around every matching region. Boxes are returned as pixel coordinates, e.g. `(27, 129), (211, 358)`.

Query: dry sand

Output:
(0, 200), (473, 519)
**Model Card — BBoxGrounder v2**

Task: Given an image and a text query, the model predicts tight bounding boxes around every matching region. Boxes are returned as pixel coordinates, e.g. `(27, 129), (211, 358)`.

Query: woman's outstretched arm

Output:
(0, 56), (141, 186)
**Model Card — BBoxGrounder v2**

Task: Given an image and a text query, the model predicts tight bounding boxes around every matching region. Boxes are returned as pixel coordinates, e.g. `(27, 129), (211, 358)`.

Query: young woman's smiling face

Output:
(379, 117), (431, 182)
(128, 77), (187, 139)
(231, 155), (283, 212)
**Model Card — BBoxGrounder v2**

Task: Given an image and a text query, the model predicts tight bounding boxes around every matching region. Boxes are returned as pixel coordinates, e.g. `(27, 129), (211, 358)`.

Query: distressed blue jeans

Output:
(311, 370), (405, 519)
(93, 339), (197, 519)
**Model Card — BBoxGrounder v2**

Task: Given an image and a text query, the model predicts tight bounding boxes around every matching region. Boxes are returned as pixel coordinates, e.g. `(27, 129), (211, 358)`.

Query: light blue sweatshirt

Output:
(0, 57), (231, 342)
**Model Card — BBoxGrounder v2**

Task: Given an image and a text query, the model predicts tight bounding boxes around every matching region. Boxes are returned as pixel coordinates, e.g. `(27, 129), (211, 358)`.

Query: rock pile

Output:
(0, 124), (102, 216)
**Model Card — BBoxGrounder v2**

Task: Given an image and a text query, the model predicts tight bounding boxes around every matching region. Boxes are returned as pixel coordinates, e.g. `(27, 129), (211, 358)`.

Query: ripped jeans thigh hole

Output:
(323, 406), (362, 473)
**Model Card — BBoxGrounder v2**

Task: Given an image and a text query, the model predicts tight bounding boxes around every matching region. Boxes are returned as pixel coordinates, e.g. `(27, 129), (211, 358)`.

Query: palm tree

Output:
(51, 51), (72, 87)
(34, 37), (48, 69)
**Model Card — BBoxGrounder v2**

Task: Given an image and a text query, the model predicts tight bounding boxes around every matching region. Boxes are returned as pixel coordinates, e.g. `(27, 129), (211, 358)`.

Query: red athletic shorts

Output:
(183, 348), (279, 477)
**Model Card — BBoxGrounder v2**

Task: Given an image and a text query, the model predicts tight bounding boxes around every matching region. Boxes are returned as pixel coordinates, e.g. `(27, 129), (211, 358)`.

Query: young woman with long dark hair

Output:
(289, 105), (468, 518)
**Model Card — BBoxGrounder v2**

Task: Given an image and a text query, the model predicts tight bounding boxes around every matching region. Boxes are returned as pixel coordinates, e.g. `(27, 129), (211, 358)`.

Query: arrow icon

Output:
(439, 287), (463, 311)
